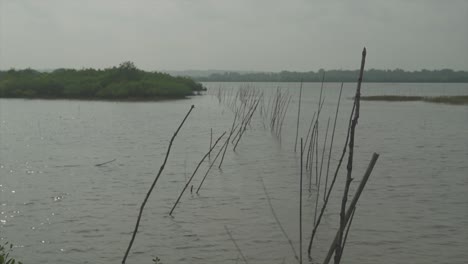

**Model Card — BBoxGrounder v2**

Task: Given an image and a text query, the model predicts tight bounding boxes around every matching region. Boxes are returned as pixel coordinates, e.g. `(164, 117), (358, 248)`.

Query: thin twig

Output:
(299, 138), (303, 264)
(122, 105), (194, 264)
(219, 113), (238, 169)
(313, 118), (330, 225)
(307, 98), (355, 258)
(294, 81), (303, 152)
(169, 131), (226, 215)
(324, 83), (343, 201)
(225, 225), (249, 264)
(196, 137), (229, 193)
(260, 177), (299, 262)
(323, 152), (379, 264)
(334, 47), (366, 264)
(95, 159), (116, 167)
(209, 128), (213, 160)
(339, 207), (357, 263)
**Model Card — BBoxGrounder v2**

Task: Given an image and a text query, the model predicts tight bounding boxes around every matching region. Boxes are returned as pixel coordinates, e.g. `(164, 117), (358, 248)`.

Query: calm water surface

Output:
(0, 82), (467, 263)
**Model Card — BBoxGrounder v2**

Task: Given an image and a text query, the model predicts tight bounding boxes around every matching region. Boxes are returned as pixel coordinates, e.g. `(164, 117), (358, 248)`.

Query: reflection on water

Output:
(0, 82), (467, 264)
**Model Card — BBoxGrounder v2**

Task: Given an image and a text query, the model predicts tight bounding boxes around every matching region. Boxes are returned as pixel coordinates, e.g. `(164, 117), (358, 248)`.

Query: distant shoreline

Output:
(192, 69), (468, 83)
(199, 80), (468, 83)
(360, 95), (468, 105)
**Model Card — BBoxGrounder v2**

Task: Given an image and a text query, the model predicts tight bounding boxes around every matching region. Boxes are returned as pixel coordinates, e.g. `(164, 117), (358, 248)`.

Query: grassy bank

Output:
(360, 95), (468, 105)
(0, 62), (205, 100)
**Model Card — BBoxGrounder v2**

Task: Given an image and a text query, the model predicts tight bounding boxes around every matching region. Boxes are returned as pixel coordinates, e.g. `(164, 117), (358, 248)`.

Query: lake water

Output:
(0, 82), (467, 264)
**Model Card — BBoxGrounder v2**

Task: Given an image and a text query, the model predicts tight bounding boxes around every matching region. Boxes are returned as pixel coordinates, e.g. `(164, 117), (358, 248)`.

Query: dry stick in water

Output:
(323, 152), (379, 264)
(299, 138), (304, 264)
(314, 126), (319, 186)
(307, 98), (356, 258)
(209, 128), (213, 160)
(302, 112), (317, 155)
(307, 125), (317, 192)
(122, 105), (194, 264)
(277, 95), (291, 139)
(260, 177), (299, 262)
(225, 225), (249, 264)
(334, 47), (366, 264)
(313, 118), (330, 225)
(318, 118), (331, 190)
(324, 84), (343, 201)
(310, 74), (325, 167)
(219, 113), (238, 169)
(294, 81), (303, 152)
(95, 158), (116, 167)
(306, 97), (324, 171)
(270, 88), (281, 131)
(231, 97), (254, 144)
(169, 131), (226, 216)
(338, 207), (356, 263)
(196, 137), (229, 194)
(234, 96), (262, 151)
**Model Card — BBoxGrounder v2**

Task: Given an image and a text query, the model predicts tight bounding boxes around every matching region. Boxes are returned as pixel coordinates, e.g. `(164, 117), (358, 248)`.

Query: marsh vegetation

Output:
(0, 62), (204, 100)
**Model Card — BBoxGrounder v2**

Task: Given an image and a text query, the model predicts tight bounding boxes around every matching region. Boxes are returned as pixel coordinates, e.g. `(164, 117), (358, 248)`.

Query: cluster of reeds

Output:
(122, 48), (380, 264)
(122, 85), (267, 263)
(297, 48), (380, 264)
(266, 87), (292, 138)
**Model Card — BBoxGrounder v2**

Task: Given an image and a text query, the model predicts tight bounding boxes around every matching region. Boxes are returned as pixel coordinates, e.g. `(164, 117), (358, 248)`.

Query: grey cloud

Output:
(0, 0), (467, 71)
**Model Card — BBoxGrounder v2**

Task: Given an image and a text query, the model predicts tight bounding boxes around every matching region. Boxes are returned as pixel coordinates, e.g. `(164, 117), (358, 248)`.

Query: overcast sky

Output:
(0, 0), (467, 71)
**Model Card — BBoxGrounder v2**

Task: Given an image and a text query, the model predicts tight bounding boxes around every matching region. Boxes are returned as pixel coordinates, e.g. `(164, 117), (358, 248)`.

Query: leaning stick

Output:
(169, 131), (226, 215)
(260, 177), (299, 262)
(95, 158), (116, 167)
(225, 225), (249, 264)
(334, 47), (366, 264)
(323, 83), (343, 201)
(313, 118), (330, 225)
(307, 99), (355, 257)
(294, 81), (303, 152)
(299, 138), (304, 264)
(196, 137), (229, 194)
(122, 105), (194, 264)
(338, 207), (357, 263)
(219, 113), (238, 168)
(209, 128), (213, 160)
(323, 152), (379, 264)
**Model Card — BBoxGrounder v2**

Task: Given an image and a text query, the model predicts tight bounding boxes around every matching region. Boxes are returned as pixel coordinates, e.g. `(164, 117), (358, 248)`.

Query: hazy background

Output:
(0, 0), (467, 71)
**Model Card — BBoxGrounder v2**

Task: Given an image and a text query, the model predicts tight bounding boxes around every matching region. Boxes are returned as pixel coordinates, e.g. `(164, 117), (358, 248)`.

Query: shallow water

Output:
(0, 82), (467, 264)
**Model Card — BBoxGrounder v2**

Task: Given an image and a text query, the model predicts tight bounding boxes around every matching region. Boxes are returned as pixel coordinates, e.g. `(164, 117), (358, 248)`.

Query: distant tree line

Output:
(0, 62), (205, 99)
(195, 69), (468, 83)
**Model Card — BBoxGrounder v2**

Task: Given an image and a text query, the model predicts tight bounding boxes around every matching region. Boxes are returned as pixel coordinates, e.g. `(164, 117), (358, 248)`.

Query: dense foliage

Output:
(196, 69), (468, 83)
(0, 62), (205, 99)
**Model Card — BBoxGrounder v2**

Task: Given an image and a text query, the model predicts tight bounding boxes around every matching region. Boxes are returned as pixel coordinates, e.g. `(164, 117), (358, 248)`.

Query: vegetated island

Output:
(0, 62), (205, 100)
(360, 95), (468, 105)
(193, 69), (468, 83)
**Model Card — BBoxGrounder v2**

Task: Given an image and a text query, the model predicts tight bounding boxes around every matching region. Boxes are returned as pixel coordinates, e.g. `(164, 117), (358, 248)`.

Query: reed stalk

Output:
(299, 138), (304, 264)
(225, 225), (249, 264)
(219, 113), (238, 169)
(324, 84), (343, 201)
(339, 207), (356, 263)
(307, 99), (355, 258)
(196, 138), (229, 194)
(323, 152), (379, 264)
(260, 177), (299, 262)
(122, 105), (194, 264)
(169, 131), (226, 216)
(294, 81), (303, 152)
(334, 47), (366, 264)
(209, 128), (213, 160)
(314, 118), (330, 225)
